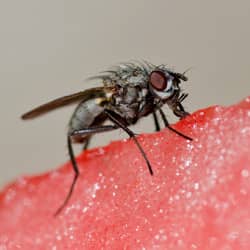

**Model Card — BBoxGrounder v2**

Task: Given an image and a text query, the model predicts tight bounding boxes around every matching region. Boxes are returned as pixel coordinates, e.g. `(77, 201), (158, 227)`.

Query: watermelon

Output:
(1, 97), (250, 249)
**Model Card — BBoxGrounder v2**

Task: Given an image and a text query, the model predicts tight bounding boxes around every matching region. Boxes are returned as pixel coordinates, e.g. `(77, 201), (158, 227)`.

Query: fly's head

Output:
(148, 66), (188, 106)
(88, 61), (189, 119)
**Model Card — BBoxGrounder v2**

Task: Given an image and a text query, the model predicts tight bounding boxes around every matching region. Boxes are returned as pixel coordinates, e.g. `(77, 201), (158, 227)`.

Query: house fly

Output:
(21, 61), (192, 215)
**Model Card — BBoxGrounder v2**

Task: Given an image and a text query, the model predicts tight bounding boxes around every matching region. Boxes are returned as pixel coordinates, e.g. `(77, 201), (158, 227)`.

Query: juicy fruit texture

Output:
(1, 97), (250, 249)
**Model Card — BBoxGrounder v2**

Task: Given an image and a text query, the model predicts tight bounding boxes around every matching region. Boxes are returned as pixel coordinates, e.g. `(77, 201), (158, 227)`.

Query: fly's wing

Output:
(21, 87), (113, 119)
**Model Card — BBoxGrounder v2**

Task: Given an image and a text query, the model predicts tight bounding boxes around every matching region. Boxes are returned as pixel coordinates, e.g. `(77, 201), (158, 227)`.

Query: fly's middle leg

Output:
(153, 111), (161, 132)
(104, 109), (154, 175)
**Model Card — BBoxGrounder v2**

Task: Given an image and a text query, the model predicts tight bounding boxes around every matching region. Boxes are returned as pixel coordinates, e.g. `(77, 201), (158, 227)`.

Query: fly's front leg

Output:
(55, 124), (118, 216)
(173, 103), (190, 119)
(173, 93), (190, 119)
(158, 108), (192, 141)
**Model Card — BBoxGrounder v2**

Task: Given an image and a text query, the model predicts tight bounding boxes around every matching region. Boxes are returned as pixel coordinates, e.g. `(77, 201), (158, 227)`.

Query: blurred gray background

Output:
(0, 0), (250, 188)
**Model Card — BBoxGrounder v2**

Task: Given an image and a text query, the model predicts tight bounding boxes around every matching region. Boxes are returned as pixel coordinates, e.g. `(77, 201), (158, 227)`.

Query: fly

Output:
(21, 61), (192, 215)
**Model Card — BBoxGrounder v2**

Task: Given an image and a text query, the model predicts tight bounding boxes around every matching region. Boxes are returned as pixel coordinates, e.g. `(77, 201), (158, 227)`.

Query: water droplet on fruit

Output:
(186, 192), (192, 199)
(241, 169), (249, 178)
(240, 188), (247, 195)
(227, 231), (239, 240)
(194, 183), (200, 190)
(241, 127), (250, 134)
(185, 159), (191, 167)
(174, 194), (180, 200)
(154, 234), (160, 240)
(82, 207), (88, 213)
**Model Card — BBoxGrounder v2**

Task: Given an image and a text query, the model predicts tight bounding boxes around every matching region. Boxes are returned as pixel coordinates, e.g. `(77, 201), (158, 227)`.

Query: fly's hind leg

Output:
(54, 124), (118, 216)
(54, 135), (79, 216)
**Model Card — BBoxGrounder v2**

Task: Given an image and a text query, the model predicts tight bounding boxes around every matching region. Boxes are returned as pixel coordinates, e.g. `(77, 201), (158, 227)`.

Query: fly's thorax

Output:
(109, 84), (149, 123)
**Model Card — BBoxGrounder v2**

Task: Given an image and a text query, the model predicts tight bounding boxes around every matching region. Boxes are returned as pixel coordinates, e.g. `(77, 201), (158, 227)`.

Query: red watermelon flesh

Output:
(1, 97), (250, 249)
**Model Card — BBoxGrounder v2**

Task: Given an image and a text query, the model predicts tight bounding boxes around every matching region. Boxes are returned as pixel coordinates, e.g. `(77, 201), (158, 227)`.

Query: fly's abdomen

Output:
(69, 98), (104, 135)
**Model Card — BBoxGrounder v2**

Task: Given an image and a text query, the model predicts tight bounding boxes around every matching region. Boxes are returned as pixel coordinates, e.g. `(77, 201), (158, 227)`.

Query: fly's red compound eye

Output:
(149, 70), (167, 91)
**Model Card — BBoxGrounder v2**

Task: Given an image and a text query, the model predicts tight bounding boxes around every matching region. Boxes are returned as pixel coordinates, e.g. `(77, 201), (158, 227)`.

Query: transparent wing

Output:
(21, 87), (112, 119)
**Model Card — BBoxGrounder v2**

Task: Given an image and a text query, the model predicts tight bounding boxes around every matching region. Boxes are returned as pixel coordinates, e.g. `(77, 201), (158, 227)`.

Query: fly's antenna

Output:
(183, 67), (192, 74)
(182, 67), (193, 78)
